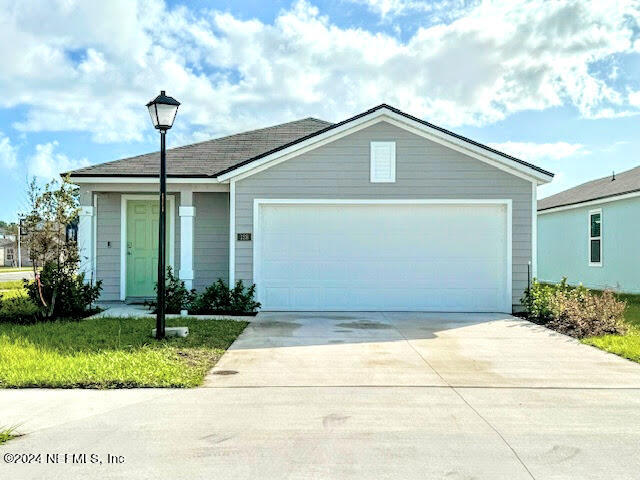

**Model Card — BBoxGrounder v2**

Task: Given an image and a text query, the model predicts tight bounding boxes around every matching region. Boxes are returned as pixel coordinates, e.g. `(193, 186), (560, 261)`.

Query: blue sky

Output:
(1, 0), (640, 220)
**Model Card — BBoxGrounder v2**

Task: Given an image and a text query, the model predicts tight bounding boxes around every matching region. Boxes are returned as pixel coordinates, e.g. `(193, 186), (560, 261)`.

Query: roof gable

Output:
(67, 104), (553, 184)
(217, 105), (554, 184)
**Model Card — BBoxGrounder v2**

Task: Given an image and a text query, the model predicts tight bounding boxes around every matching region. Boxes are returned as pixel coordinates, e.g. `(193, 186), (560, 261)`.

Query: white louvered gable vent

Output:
(370, 141), (396, 183)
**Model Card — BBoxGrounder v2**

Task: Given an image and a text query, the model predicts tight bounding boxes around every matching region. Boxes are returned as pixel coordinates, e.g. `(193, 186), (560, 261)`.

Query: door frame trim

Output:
(253, 198), (513, 312)
(120, 194), (176, 300)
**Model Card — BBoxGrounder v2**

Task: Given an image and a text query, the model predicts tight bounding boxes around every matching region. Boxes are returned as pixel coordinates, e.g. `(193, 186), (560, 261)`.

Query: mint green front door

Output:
(126, 200), (171, 298)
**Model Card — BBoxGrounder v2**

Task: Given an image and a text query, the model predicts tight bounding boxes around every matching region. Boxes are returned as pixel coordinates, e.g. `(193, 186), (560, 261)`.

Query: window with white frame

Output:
(589, 209), (602, 266)
(5, 248), (13, 261)
(370, 141), (396, 183)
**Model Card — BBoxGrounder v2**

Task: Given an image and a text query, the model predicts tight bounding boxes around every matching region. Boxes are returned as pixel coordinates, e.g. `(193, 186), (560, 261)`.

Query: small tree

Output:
(23, 177), (79, 272)
(21, 177), (101, 319)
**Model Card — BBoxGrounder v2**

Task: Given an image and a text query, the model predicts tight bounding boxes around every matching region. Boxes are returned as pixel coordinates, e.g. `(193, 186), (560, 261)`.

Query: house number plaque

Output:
(237, 233), (252, 241)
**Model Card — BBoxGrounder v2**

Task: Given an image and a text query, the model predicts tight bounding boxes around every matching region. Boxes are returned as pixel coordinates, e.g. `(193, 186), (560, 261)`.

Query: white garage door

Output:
(254, 201), (510, 312)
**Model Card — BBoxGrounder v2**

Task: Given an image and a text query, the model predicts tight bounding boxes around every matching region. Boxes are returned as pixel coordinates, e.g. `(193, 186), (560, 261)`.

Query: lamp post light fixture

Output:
(146, 90), (180, 340)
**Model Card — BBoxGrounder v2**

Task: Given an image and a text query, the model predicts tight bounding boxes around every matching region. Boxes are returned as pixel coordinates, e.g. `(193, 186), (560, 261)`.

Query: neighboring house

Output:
(66, 104), (553, 312)
(0, 231), (16, 241)
(0, 238), (13, 266)
(0, 237), (30, 267)
(538, 166), (640, 293)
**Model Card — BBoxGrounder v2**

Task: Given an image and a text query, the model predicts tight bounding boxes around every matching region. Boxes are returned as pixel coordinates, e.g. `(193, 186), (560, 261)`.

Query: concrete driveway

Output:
(207, 312), (640, 388)
(3, 312), (640, 480)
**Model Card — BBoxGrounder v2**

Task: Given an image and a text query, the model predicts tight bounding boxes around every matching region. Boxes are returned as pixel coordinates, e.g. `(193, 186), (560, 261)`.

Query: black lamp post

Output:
(146, 90), (180, 340)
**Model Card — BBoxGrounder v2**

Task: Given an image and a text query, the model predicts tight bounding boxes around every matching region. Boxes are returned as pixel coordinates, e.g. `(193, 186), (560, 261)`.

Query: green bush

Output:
(521, 278), (571, 322)
(192, 279), (261, 315)
(146, 273), (261, 316)
(146, 267), (197, 314)
(522, 278), (627, 338)
(25, 261), (102, 320)
(0, 296), (40, 324)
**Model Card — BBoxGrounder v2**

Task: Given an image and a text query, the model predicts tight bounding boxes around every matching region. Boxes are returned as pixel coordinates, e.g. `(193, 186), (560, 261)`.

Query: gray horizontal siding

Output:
(193, 192), (229, 290)
(95, 192), (181, 301)
(234, 121), (533, 308)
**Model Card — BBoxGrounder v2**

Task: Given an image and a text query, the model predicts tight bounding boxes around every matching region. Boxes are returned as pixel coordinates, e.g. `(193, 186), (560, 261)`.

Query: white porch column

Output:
(78, 205), (94, 283)
(179, 191), (195, 290)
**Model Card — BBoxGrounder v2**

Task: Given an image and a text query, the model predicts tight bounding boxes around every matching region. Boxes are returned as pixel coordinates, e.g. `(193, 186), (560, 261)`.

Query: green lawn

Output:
(0, 280), (27, 290)
(0, 280), (28, 300)
(582, 292), (640, 363)
(0, 288), (27, 299)
(0, 267), (33, 273)
(0, 317), (247, 388)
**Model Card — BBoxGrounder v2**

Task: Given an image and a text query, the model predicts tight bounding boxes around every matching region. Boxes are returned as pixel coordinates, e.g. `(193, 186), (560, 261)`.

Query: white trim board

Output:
(218, 108), (552, 184)
(538, 191), (640, 215)
(120, 194), (176, 301)
(531, 183), (537, 279)
(588, 208), (603, 268)
(92, 193), (98, 284)
(228, 180), (236, 285)
(252, 198), (513, 313)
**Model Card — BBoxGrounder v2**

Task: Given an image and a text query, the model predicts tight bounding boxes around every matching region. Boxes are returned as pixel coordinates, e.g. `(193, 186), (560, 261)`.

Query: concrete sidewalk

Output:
(2, 312), (640, 479)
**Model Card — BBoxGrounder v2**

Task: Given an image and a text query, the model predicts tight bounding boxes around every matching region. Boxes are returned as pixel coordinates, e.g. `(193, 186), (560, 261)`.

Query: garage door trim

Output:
(253, 199), (513, 312)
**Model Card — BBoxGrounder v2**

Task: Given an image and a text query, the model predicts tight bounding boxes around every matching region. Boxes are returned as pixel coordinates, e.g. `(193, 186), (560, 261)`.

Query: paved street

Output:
(2, 313), (640, 479)
(0, 270), (34, 281)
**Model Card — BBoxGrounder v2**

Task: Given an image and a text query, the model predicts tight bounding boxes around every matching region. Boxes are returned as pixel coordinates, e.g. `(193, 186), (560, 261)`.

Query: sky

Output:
(1, 0), (639, 220)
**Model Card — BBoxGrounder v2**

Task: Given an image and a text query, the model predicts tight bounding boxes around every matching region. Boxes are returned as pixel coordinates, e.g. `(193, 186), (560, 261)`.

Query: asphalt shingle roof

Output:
(66, 104), (553, 180)
(67, 117), (333, 178)
(538, 166), (640, 211)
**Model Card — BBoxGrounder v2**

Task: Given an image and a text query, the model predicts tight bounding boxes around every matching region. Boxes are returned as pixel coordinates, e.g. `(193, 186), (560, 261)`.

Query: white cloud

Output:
(27, 142), (89, 181)
(0, 132), (18, 169)
(0, 0), (639, 144)
(489, 141), (589, 161)
(629, 90), (640, 107)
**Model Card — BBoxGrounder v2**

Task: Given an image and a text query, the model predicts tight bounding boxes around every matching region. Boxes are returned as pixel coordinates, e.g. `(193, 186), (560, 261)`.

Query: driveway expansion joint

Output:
(381, 312), (537, 480)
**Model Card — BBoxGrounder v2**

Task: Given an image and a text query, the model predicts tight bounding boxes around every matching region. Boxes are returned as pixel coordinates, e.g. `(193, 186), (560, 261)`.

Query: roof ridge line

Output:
(212, 103), (553, 179)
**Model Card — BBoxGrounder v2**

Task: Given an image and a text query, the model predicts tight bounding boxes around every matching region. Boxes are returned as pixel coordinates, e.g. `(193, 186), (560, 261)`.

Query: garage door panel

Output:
(256, 203), (509, 312)
(263, 259), (502, 288)
(263, 287), (502, 311)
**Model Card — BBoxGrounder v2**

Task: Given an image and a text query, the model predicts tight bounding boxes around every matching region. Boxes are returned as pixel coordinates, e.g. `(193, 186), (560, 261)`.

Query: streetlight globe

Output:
(146, 90), (180, 130)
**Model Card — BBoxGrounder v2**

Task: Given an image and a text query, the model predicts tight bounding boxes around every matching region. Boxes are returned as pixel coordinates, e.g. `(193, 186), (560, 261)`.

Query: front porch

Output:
(77, 182), (231, 302)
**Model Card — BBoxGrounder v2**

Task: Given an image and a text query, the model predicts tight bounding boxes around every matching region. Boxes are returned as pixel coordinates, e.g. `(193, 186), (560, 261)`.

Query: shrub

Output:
(25, 261), (102, 320)
(521, 278), (571, 322)
(192, 279), (260, 315)
(548, 289), (627, 338)
(146, 267), (197, 314)
(0, 296), (40, 324)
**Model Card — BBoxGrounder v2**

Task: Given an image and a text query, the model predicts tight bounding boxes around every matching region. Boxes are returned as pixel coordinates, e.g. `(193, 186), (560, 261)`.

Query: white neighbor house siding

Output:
(234, 121), (534, 309)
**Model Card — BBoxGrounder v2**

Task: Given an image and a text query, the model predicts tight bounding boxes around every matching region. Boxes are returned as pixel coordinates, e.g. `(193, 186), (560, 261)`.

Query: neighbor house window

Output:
(5, 248), (13, 261)
(589, 209), (602, 266)
(370, 141), (396, 183)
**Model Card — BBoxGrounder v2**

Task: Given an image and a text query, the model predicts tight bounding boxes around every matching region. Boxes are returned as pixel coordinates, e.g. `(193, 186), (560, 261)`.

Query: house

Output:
(66, 104), (553, 312)
(538, 166), (640, 293)
(0, 237), (30, 267)
(0, 238), (14, 266)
